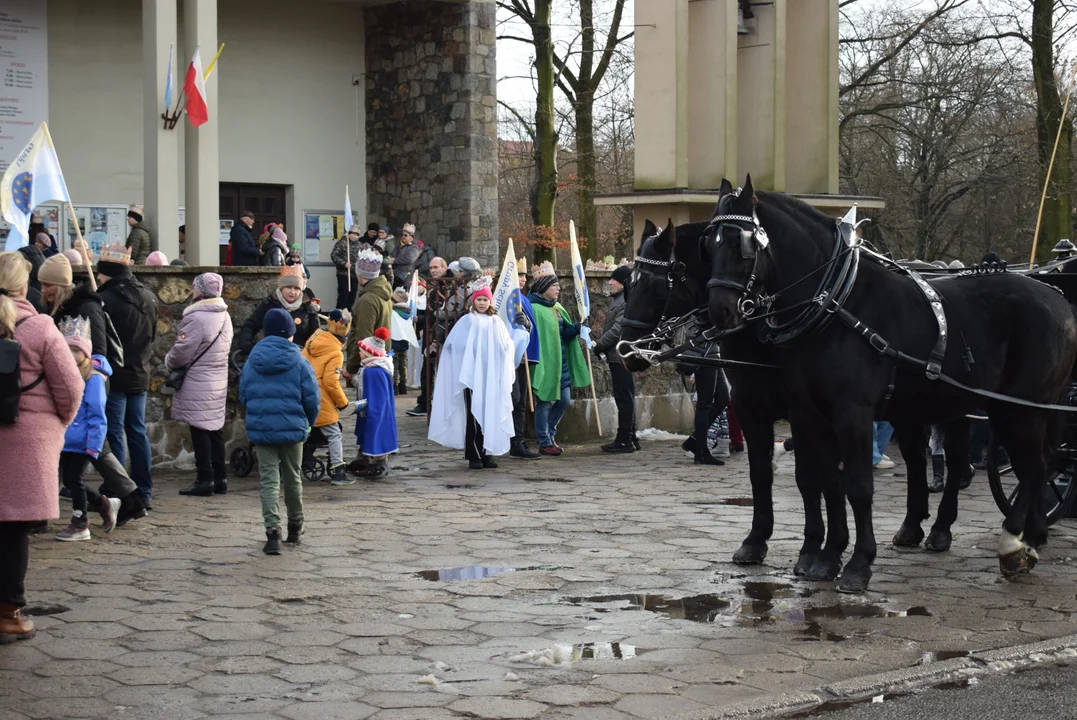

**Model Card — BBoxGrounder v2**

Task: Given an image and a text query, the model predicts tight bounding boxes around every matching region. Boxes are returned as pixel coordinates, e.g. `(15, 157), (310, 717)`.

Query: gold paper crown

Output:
(99, 244), (132, 264)
(517, 257), (528, 274)
(531, 260), (556, 278)
(59, 315), (93, 344)
(279, 264), (304, 278)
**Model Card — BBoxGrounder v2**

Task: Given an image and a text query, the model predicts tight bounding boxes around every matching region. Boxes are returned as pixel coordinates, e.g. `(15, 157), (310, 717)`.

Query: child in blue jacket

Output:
(57, 316), (121, 542)
(239, 308), (320, 555)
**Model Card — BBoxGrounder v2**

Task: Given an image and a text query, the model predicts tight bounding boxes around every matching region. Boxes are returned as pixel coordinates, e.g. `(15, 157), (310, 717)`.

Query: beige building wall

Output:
(632, 0), (687, 190)
(785, 0), (839, 194)
(45, 0), (366, 301)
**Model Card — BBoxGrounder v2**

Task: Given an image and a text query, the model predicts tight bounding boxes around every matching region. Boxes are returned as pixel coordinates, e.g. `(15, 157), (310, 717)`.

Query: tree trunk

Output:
(574, 0), (599, 259)
(1031, 0), (1072, 263)
(531, 0), (558, 264)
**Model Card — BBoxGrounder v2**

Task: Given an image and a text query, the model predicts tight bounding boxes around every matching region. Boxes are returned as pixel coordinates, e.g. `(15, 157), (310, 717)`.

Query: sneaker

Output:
(100, 497), (121, 534)
(405, 405), (427, 417)
(56, 523), (90, 542)
(772, 441), (789, 472)
(330, 475), (356, 486)
(873, 458), (895, 470)
(682, 436), (698, 459)
(539, 445), (562, 457)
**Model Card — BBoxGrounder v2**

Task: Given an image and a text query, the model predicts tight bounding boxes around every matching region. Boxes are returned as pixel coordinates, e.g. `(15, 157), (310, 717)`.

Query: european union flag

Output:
(2, 123), (71, 250)
(12, 173), (32, 214)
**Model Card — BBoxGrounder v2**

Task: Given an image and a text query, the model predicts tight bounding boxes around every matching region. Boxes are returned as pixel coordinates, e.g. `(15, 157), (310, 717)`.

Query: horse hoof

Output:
(806, 559), (841, 582)
(924, 530), (952, 553)
(999, 549), (1033, 577)
(793, 554), (816, 577)
(732, 543), (768, 565)
(892, 524), (925, 548)
(836, 568), (872, 594)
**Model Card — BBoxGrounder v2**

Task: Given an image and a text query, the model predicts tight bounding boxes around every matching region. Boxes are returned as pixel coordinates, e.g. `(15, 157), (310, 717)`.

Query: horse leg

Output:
(732, 402), (775, 565)
(892, 423), (928, 548)
(790, 423), (827, 577)
(926, 418), (969, 552)
(991, 409), (1048, 577)
(836, 413), (877, 593)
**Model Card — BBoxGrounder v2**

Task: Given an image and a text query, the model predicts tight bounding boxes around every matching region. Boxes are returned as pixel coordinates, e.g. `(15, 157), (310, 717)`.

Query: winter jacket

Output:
(236, 295), (320, 355)
(345, 275), (393, 374)
(593, 290), (626, 358)
(302, 329), (349, 428)
(63, 355), (111, 457)
(230, 222), (259, 266)
(259, 236), (287, 267)
(97, 268), (158, 393)
(17, 246), (48, 314)
(330, 236), (361, 276)
(391, 241), (423, 287)
(53, 282), (109, 358)
(126, 222), (152, 265)
(239, 335), (320, 445)
(165, 298), (234, 431)
(0, 298), (84, 521)
(414, 240), (436, 277)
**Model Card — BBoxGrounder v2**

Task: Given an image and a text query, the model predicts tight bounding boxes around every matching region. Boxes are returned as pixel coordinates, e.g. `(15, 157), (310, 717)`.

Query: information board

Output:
(0, 1), (48, 173)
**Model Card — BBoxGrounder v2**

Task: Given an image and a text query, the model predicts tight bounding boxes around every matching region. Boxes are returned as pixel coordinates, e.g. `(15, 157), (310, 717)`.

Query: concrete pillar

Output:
(633, 0), (688, 190)
(785, 0), (839, 194)
(183, 0), (219, 266)
(142, 0), (179, 260)
(687, 0), (737, 190)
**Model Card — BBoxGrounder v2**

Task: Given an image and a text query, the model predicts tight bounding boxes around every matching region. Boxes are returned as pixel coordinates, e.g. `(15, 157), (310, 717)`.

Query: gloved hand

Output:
(579, 325), (593, 348)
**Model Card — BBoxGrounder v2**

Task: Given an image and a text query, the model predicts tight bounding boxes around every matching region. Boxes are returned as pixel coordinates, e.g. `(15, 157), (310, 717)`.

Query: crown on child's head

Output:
(99, 244), (132, 265)
(59, 315), (93, 343)
(355, 248), (382, 272)
(517, 257), (528, 274)
(531, 261), (555, 278)
(467, 275), (493, 296)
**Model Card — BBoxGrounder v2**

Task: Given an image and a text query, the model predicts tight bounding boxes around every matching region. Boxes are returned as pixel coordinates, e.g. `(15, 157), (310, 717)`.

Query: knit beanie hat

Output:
(355, 248), (382, 280)
(127, 204), (144, 223)
(271, 226), (288, 244)
(192, 272), (224, 300)
(278, 264), (305, 290)
(38, 253), (73, 288)
(531, 274), (559, 296)
(611, 265), (632, 286)
(170, 258), (189, 266)
(402, 223), (416, 236)
(35, 232), (54, 250)
(146, 251), (169, 266)
(367, 222), (380, 233)
(457, 256), (481, 277)
(327, 308), (351, 337)
(64, 249), (85, 270)
(263, 308), (296, 339)
(59, 315), (93, 357)
(358, 327), (391, 357)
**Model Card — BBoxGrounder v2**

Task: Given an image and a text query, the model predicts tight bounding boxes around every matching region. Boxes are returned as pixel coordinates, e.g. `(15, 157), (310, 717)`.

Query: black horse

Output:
(619, 218), (970, 574)
(704, 177), (1077, 591)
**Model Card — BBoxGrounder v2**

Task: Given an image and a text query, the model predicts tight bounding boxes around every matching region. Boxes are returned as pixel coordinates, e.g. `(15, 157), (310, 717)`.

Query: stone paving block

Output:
(369, 709), (462, 720)
(278, 702), (379, 720)
(613, 692), (707, 719)
(448, 696), (547, 718)
(593, 673), (688, 695)
(32, 638), (128, 661)
(523, 683), (621, 706)
(108, 665), (205, 686)
(273, 663), (358, 684)
(363, 691), (457, 708)
(187, 672), (298, 695)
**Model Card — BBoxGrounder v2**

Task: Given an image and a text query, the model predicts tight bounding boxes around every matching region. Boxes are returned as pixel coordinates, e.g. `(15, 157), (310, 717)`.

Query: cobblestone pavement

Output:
(5, 399), (1077, 720)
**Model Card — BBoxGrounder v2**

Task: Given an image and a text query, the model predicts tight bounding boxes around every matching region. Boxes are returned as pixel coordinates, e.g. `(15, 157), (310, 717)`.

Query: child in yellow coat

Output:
(301, 309), (352, 485)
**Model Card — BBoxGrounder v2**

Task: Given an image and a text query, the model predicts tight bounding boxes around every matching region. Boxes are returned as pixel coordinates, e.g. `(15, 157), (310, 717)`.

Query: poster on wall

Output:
(0, 203), (57, 245)
(0, 1), (48, 173)
(67, 205), (126, 256)
(219, 219), (233, 245)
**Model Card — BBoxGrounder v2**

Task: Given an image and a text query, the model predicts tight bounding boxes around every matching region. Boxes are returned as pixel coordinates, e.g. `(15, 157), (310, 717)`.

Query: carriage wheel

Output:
(987, 439), (1077, 526)
(303, 460), (325, 484)
(229, 446), (254, 478)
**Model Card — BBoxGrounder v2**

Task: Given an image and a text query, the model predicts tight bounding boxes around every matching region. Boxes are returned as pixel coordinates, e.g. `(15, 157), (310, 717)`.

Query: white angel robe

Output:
(427, 312), (516, 456)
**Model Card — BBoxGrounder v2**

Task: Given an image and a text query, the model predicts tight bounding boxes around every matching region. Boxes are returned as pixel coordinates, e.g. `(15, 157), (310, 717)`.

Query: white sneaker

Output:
(874, 458), (895, 470)
(101, 497), (121, 533)
(772, 441), (788, 472)
(56, 524), (91, 542)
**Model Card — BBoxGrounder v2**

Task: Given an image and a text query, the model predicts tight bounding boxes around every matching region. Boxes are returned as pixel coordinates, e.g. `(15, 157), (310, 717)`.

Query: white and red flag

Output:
(183, 47), (209, 127)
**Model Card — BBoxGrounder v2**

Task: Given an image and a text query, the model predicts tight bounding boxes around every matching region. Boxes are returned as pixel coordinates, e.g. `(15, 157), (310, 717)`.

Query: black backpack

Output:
(0, 317), (46, 425)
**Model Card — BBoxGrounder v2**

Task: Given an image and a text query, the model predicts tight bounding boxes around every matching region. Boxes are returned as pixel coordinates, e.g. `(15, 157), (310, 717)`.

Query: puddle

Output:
(572, 641), (636, 660)
(523, 477), (573, 483)
(418, 565), (519, 581)
(687, 497), (755, 506)
(568, 584), (931, 642)
(444, 484), (478, 490)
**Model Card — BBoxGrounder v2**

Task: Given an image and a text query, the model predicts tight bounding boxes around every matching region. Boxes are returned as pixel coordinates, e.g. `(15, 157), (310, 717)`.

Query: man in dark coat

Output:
(15, 245), (48, 313)
(230, 211), (259, 266)
(97, 247), (159, 505)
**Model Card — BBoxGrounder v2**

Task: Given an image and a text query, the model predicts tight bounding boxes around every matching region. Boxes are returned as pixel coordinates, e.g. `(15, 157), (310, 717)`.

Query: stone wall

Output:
(134, 267), (691, 466)
(365, 0), (498, 268)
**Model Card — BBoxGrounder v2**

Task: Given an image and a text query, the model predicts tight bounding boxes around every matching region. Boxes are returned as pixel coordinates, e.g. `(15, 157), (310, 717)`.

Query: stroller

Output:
(230, 425), (332, 483)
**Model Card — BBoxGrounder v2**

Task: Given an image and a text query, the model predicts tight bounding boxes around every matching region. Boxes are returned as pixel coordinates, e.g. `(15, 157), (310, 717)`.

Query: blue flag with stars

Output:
(2, 123), (71, 250)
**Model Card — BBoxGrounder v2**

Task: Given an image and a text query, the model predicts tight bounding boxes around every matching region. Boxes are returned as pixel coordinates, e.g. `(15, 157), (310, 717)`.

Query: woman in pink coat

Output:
(0, 252), (84, 642)
(166, 273), (234, 498)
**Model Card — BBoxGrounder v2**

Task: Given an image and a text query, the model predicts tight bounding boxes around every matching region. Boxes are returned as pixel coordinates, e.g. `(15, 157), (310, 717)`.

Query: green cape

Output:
(529, 301), (590, 402)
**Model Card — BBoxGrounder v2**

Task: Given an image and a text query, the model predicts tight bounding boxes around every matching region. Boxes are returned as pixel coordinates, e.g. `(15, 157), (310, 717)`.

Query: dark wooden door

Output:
(219, 183), (288, 264)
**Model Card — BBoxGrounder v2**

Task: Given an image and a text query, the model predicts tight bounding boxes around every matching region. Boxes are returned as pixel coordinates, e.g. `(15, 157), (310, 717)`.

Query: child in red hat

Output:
(353, 327), (398, 479)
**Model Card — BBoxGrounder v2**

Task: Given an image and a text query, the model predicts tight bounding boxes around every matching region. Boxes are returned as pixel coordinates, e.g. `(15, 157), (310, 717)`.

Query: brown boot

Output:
(0, 603), (36, 643)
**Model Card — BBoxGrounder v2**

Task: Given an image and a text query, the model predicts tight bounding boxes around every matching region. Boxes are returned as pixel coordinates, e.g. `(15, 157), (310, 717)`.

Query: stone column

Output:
(687, 0), (737, 190)
(183, 0), (220, 266)
(142, 0), (179, 260)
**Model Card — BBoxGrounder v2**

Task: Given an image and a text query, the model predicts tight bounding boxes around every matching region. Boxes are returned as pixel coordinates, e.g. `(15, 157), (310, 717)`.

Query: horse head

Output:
(705, 175), (773, 329)
(618, 218), (676, 372)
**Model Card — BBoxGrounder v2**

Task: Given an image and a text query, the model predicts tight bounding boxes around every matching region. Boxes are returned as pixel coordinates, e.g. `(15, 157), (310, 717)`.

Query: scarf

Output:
(274, 288), (303, 312)
(361, 354), (395, 375)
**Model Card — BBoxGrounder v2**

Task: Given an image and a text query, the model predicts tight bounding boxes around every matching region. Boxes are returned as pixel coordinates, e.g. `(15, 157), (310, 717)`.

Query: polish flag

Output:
(183, 47), (209, 127)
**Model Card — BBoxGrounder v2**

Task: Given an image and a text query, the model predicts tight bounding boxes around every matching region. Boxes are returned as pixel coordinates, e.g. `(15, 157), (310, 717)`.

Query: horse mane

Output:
(755, 190), (836, 235)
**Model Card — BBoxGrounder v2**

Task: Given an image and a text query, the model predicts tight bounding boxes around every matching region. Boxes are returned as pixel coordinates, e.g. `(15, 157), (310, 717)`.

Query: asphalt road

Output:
(791, 662), (1077, 719)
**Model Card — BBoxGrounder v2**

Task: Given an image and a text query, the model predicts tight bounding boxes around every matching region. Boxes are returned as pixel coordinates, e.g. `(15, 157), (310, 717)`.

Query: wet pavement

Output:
(5, 397), (1077, 719)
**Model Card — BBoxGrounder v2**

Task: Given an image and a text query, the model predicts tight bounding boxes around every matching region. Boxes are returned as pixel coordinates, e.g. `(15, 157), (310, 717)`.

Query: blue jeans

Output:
(106, 392), (153, 503)
(534, 386), (571, 448)
(872, 421), (894, 465)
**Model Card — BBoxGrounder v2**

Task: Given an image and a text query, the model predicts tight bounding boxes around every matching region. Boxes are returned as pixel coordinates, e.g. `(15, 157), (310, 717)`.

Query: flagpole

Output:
(525, 360), (534, 413)
(67, 201), (96, 292)
(584, 346), (602, 436)
(346, 185), (352, 293)
(568, 220), (602, 437)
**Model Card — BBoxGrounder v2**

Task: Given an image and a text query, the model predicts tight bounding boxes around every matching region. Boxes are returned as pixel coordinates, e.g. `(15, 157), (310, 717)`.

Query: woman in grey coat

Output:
(167, 273), (234, 497)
